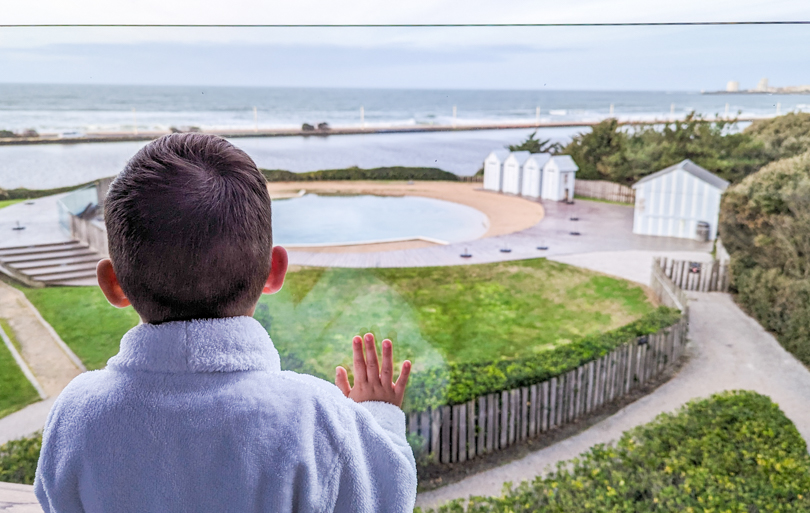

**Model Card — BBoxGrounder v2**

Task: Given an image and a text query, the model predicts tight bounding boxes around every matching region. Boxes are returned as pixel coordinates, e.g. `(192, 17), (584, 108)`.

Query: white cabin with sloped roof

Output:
(502, 151), (531, 195)
(483, 149), (510, 192)
(632, 159), (729, 240)
(541, 155), (578, 201)
(521, 153), (551, 198)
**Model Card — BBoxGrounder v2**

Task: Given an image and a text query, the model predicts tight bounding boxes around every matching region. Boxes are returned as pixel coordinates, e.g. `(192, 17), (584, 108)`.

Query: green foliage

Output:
(745, 112), (810, 161)
(404, 307), (679, 412)
(0, 130), (14, 138)
(0, 432), (41, 485)
(0, 321), (40, 419)
(507, 131), (561, 154)
(0, 182), (90, 202)
(563, 113), (770, 185)
(0, 199), (25, 210)
(261, 166), (458, 182)
(719, 152), (810, 365)
(418, 391), (810, 512)
(21, 286), (140, 370)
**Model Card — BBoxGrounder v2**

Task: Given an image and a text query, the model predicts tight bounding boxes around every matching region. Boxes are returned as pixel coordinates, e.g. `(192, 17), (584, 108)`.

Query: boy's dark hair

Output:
(105, 133), (272, 323)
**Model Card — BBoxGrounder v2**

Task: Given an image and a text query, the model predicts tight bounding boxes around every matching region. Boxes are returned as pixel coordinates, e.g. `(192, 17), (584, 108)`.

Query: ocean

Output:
(0, 84), (804, 189)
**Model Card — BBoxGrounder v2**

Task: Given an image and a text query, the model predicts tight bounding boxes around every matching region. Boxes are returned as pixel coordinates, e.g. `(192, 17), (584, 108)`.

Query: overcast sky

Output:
(2, 0), (810, 90)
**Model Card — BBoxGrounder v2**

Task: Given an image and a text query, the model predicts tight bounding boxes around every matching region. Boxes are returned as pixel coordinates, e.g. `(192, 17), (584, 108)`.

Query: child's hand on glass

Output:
(335, 333), (411, 408)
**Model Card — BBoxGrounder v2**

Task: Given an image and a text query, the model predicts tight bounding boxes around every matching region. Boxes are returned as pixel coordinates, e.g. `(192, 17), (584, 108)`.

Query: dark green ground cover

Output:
(0, 431), (41, 484)
(418, 391), (810, 512)
(0, 320), (39, 419)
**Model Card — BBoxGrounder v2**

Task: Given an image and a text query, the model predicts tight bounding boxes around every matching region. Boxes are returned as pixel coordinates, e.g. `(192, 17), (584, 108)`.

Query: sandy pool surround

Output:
(267, 181), (544, 253)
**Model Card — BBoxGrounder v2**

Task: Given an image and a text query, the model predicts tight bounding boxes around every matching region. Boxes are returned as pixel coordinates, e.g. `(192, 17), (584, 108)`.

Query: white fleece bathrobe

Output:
(34, 316), (417, 513)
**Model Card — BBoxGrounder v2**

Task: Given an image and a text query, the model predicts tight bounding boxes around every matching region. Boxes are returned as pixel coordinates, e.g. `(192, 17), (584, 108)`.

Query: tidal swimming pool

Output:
(272, 194), (489, 246)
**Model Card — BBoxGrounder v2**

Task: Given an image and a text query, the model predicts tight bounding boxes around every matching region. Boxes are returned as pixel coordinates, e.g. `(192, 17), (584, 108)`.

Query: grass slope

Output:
(21, 287), (140, 370)
(0, 199), (25, 210)
(17, 259), (653, 379)
(255, 259), (653, 382)
(0, 321), (39, 419)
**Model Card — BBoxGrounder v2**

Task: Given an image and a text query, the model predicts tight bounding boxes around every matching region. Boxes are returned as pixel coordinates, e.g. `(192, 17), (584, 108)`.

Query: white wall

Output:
(483, 154), (503, 191)
(502, 156), (522, 195)
(633, 168), (723, 240)
(521, 160), (542, 197)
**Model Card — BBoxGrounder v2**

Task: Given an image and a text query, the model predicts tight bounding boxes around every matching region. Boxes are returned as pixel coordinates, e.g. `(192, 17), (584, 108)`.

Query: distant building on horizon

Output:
(726, 80), (739, 92)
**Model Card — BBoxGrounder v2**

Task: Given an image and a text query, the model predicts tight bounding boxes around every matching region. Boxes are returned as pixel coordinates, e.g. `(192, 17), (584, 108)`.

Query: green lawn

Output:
(21, 287), (140, 370)
(255, 259), (654, 381)
(17, 259), (654, 379)
(0, 321), (40, 418)
(0, 199), (25, 210)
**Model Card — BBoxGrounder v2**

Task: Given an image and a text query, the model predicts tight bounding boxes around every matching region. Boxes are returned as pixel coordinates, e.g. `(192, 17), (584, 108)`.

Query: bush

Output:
(418, 391), (810, 512)
(745, 112), (810, 160)
(261, 166), (458, 182)
(404, 307), (680, 412)
(0, 432), (41, 485)
(719, 152), (810, 365)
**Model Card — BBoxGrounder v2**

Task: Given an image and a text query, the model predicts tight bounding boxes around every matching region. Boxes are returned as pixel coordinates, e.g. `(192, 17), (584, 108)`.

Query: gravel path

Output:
(415, 291), (810, 509)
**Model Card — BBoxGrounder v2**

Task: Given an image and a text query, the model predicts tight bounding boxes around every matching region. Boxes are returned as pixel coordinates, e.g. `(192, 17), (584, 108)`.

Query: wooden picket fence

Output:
(575, 180), (635, 204)
(656, 257), (730, 293)
(407, 314), (688, 464)
(651, 258), (689, 311)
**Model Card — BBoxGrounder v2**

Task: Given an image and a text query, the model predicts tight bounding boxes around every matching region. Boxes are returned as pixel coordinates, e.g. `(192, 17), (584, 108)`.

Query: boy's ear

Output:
(97, 258), (131, 308)
(263, 246), (288, 295)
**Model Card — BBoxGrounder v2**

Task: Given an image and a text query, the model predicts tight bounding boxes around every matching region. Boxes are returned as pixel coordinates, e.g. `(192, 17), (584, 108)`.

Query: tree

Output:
(507, 131), (562, 154)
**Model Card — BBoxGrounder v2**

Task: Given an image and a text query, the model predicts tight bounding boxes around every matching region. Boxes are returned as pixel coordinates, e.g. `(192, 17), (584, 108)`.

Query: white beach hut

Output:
(520, 153), (552, 198)
(483, 149), (510, 192)
(632, 159), (729, 241)
(502, 151), (531, 195)
(541, 155), (579, 201)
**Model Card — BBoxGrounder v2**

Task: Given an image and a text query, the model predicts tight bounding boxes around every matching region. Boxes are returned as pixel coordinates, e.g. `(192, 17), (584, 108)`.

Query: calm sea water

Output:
(0, 84), (804, 189)
(273, 194), (489, 245)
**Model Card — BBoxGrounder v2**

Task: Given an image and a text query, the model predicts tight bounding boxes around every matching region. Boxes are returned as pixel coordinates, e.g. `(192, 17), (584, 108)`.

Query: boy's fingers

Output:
(335, 366), (352, 397)
(364, 333), (380, 383)
(380, 339), (393, 389)
(352, 336), (367, 384)
(394, 360), (412, 401)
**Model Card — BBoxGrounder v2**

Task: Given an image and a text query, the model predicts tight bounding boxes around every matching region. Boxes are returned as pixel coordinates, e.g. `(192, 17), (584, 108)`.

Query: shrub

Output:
(0, 432), (41, 485)
(403, 307), (680, 412)
(719, 152), (810, 365)
(418, 391), (810, 512)
(261, 166), (459, 182)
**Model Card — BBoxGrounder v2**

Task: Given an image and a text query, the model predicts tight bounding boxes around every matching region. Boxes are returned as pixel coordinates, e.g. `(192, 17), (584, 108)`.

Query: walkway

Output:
(289, 199), (711, 268)
(415, 291), (810, 509)
(0, 281), (83, 445)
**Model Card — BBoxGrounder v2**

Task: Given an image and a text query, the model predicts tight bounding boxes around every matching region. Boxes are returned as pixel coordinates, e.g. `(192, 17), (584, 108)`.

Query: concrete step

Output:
(49, 277), (100, 287)
(0, 249), (98, 265)
(36, 269), (99, 283)
(0, 241), (86, 258)
(9, 255), (102, 270)
(25, 262), (99, 278)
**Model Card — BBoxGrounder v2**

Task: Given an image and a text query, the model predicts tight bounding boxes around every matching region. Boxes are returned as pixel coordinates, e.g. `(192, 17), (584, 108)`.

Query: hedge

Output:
(403, 307), (680, 413)
(0, 431), (41, 485)
(418, 390), (810, 512)
(719, 152), (810, 366)
(261, 166), (459, 182)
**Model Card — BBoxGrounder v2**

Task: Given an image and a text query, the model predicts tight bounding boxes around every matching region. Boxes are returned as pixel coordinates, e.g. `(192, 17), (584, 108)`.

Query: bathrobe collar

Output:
(107, 316), (281, 374)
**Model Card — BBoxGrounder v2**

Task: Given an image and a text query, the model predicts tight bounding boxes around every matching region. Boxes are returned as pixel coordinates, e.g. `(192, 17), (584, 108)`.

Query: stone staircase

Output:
(0, 241), (103, 287)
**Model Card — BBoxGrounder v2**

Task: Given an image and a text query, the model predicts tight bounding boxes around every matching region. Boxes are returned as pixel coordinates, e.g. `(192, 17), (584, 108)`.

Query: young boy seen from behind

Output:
(34, 134), (417, 512)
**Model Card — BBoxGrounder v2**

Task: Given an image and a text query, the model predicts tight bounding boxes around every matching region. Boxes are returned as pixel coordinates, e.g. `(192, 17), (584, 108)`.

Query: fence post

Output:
(541, 380), (550, 432)
(549, 377), (557, 428)
(500, 391), (509, 448)
(529, 384), (538, 437)
(441, 405), (451, 463)
(521, 386), (529, 440)
(486, 393), (496, 452)
(508, 389), (517, 445)
(458, 404), (467, 462)
(477, 396), (486, 455)
(467, 400), (476, 460)
(431, 408), (441, 458)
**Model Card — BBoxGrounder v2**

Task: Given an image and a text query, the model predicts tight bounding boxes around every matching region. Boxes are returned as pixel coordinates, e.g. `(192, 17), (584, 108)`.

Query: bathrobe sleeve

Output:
(329, 401), (417, 513)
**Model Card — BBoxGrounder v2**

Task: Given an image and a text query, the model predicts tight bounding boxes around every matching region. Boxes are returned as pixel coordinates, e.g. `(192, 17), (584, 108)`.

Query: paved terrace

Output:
(288, 199), (712, 268)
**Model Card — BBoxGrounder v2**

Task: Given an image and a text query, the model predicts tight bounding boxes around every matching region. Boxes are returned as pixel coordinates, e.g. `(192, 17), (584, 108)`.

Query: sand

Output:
(266, 181), (544, 253)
